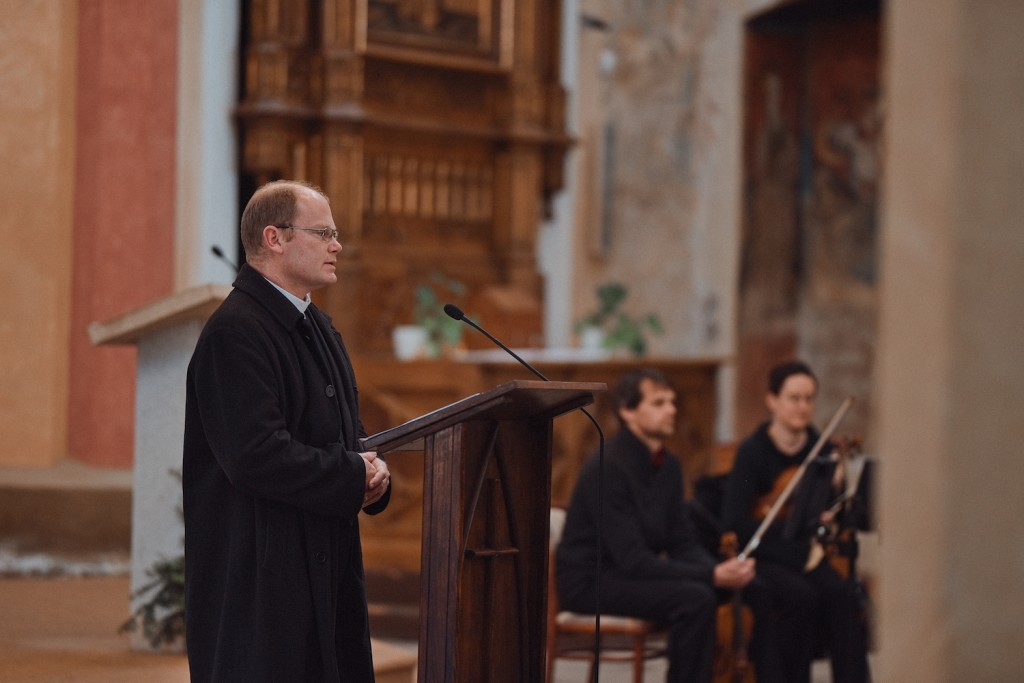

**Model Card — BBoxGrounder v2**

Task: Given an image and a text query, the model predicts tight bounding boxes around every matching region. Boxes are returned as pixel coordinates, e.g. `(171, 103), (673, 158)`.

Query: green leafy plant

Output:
(574, 282), (663, 356)
(120, 554), (185, 649)
(414, 271), (467, 358)
(121, 469), (185, 650)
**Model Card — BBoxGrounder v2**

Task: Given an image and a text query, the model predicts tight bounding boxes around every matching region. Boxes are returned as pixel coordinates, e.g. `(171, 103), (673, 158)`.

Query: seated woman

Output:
(721, 360), (870, 683)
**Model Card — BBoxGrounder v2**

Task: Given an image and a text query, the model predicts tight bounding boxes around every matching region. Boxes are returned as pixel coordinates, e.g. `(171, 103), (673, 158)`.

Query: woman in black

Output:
(722, 361), (869, 683)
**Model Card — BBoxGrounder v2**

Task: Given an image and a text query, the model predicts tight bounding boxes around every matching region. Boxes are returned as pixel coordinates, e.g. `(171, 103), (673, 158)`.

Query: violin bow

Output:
(738, 396), (855, 560)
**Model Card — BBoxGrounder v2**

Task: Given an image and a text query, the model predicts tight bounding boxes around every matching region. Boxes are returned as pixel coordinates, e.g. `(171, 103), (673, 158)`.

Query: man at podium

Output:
(556, 368), (784, 683)
(183, 180), (391, 682)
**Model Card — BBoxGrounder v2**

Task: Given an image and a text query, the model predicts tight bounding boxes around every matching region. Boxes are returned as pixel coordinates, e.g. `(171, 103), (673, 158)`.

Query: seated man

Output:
(555, 368), (785, 683)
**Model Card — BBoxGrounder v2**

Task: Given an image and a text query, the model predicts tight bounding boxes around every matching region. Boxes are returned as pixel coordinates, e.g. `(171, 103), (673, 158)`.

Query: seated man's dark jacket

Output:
(183, 264), (390, 682)
(556, 428), (715, 609)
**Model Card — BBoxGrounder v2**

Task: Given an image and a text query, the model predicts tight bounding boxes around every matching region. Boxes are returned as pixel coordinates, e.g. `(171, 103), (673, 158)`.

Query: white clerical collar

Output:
(263, 276), (311, 315)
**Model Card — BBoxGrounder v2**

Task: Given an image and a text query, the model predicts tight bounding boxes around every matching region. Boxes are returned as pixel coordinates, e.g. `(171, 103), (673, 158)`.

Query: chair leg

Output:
(632, 635), (645, 683)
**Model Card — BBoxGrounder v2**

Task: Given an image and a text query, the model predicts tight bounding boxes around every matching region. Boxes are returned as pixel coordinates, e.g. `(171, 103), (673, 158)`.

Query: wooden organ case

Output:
(236, 0), (569, 352)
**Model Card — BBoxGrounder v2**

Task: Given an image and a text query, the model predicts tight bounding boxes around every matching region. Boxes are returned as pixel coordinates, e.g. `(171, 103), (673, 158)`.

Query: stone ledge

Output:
(0, 461), (131, 555)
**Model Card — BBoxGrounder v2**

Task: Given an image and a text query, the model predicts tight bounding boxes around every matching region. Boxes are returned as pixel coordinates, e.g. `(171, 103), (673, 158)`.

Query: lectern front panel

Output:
(419, 417), (553, 683)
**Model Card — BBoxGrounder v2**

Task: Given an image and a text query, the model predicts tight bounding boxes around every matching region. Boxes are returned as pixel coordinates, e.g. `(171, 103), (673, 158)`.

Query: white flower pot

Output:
(392, 325), (428, 360)
(579, 326), (605, 352)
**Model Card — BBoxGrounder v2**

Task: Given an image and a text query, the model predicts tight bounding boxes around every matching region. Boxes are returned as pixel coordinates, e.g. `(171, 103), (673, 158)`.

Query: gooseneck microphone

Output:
(442, 304), (550, 381)
(443, 303), (607, 683)
(211, 244), (240, 273)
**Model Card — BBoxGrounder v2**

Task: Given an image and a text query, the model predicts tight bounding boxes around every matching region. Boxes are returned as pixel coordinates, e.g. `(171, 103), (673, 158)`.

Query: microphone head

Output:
(443, 303), (464, 321)
(211, 245), (225, 257)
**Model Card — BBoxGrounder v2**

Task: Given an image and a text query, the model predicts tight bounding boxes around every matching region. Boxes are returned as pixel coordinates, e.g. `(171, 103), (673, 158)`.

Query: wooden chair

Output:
(546, 507), (668, 683)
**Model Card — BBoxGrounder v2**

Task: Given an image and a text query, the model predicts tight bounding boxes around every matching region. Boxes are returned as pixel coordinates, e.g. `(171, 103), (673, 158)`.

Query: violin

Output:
(712, 532), (755, 683)
(805, 435), (865, 577)
(753, 464), (799, 521)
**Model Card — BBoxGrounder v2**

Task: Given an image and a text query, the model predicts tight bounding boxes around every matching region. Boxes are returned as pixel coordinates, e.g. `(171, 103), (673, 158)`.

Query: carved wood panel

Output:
(354, 356), (722, 575)
(365, 0), (511, 69)
(237, 0), (566, 352)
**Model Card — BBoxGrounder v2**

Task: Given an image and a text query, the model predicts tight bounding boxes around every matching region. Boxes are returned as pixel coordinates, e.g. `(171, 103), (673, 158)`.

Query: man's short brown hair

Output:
(610, 368), (674, 422)
(239, 180), (329, 261)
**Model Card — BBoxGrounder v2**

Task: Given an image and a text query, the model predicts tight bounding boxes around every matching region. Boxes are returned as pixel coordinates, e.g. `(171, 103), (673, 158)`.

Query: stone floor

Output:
(0, 576), (189, 683)
(0, 575), (859, 683)
(0, 576), (416, 683)
(550, 656), (840, 683)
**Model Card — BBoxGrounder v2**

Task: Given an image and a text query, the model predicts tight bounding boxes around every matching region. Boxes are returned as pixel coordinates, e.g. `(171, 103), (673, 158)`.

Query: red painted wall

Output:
(69, 0), (179, 467)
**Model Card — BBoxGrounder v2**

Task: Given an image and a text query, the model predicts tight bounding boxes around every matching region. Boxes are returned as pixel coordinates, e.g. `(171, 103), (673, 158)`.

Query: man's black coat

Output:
(183, 264), (390, 682)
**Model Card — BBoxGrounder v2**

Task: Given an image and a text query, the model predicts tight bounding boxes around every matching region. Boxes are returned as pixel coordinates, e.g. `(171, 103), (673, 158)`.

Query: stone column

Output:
(876, 0), (1024, 679)
(90, 285), (230, 650)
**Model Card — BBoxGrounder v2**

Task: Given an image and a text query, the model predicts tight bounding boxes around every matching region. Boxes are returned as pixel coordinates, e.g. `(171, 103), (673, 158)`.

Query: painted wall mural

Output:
(738, 7), (882, 441)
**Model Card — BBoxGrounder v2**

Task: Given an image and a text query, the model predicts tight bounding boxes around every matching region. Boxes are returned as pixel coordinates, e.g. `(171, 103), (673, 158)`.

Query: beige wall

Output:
(0, 0), (179, 470)
(877, 0), (1024, 679)
(0, 2), (77, 467)
(567, 0), (787, 438)
(570, 0), (744, 360)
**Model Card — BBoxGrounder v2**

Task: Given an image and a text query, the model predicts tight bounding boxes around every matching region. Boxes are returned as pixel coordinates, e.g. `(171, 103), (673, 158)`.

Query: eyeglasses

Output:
(276, 225), (340, 243)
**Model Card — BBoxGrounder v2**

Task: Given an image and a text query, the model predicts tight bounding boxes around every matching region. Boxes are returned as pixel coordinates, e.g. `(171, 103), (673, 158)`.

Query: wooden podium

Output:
(362, 380), (604, 683)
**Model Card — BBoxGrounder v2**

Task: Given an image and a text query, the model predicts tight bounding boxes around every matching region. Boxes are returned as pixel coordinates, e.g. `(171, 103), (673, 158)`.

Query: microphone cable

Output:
(443, 304), (606, 682)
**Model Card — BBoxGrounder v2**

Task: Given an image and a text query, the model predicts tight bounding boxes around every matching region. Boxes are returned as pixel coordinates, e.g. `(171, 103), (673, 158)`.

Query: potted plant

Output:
(121, 554), (185, 650)
(413, 271), (467, 358)
(121, 469), (185, 651)
(574, 282), (663, 356)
